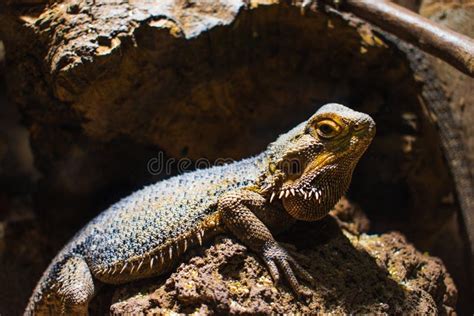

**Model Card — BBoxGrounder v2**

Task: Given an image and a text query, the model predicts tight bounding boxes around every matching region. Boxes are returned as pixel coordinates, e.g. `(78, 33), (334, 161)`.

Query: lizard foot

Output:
(261, 241), (314, 298)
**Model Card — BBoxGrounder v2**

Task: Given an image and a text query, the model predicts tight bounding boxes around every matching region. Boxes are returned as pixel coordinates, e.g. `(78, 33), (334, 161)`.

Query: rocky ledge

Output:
(88, 199), (457, 315)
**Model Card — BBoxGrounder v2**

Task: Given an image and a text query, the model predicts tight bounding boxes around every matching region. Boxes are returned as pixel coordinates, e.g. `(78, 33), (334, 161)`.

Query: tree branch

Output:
(322, 0), (474, 77)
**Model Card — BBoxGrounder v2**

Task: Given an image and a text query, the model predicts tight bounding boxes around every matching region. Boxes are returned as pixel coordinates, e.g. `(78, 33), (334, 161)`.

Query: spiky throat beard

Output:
(271, 153), (358, 221)
(272, 131), (374, 221)
(282, 162), (352, 221)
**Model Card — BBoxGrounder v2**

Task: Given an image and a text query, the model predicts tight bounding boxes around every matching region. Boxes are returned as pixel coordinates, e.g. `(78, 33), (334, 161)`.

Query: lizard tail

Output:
(24, 270), (54, 316)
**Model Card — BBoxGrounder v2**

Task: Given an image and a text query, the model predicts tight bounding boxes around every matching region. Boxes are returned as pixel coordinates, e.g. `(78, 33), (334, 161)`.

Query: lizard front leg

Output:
(218, 189), (314, 296)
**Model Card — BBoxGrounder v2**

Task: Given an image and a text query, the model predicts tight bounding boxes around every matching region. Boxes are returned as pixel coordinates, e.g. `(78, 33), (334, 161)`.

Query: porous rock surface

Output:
(100, 199), (456, 315)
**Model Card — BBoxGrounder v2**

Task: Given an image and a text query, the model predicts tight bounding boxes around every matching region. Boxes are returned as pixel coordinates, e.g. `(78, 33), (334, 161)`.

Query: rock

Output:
(100, 199), (456, 314)
(417, 2), (474, 312)
(419, 0), (474, 172)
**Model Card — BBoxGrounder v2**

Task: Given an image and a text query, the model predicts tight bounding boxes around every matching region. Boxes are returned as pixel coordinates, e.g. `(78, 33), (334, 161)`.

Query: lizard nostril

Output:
(353, 123), (365, 131)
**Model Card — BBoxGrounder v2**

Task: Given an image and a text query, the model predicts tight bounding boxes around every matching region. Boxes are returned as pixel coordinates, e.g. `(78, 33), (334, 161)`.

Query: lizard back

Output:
(28, 154), (265, 311)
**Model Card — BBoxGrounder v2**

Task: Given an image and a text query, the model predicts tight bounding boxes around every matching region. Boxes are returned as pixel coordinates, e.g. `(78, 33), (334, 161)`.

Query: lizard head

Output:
(261, 103), (375, 221)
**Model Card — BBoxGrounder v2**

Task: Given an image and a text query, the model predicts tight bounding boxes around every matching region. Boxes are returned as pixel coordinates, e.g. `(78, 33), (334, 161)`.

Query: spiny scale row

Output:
(269, 187), (323, 203)
(95, 229), (205, 276)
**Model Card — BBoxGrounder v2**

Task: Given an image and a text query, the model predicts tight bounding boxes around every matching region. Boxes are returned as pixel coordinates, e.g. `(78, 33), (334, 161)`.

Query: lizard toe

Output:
(287, 256), (314, 284)
(262, 241), (314, 296)
(276, 257), (301, 295)
(263, 257), (280, 284)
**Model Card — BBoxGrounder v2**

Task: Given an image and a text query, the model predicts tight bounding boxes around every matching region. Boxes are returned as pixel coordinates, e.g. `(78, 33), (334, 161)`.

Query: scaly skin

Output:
(25, 103), (375, 315)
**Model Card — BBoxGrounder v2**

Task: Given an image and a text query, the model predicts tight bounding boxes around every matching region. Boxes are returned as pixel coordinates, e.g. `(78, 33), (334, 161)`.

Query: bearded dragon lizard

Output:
(25, 103), (375, 315)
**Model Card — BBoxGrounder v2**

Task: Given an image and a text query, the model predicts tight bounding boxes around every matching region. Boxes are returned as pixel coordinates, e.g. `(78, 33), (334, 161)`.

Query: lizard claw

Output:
(261, 242), (314, 297)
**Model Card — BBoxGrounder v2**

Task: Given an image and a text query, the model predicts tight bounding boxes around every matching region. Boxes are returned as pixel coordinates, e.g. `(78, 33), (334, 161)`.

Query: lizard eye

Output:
(315, 120), (341, 139)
